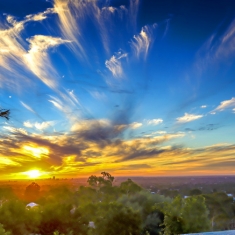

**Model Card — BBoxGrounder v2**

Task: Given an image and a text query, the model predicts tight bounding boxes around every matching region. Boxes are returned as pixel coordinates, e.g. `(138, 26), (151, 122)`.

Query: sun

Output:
(26, 170), (41, 178)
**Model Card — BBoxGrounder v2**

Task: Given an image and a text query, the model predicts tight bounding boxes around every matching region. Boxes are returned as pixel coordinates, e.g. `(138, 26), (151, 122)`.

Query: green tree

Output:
(160, 195), (210, 235)
(0, 200), (28, 235)
(119, 178), (142, 196)
(204, 192), (234, 231)
(93, 202), (142, 235)
(189, 188), (202, 196)
(0, 224), (11, 235)
(87, 172), (114, 189)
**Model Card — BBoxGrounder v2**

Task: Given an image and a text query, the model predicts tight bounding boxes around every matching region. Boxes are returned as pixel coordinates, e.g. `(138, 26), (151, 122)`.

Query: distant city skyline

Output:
(0, 0), (235, 179)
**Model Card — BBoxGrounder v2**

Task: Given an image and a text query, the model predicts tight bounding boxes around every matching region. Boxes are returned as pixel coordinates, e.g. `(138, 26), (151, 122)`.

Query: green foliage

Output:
(159, 189), (179, 198)
(93, 202), (142, 235)
(0, 187), (15, 200)
(160, 195), (210, 235)
(0, 224), (11, 235)
(189, 188), (202, 196)
(119, 178), (143, 195)
(87, 172), (114, 189)
(1, 173), (232, 235)
(204, 192), (234, 230)
(39, 201), (87, 235)
(0, 200), (28, 235)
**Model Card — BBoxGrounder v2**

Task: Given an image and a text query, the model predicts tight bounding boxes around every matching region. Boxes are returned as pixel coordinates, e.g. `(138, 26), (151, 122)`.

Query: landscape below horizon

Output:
(0, 0), (235, 179)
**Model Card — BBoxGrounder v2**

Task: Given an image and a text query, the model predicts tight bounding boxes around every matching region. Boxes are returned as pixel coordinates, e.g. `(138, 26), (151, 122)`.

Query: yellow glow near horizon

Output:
(23, 145), (49, 158)
(26, 170), (41, 178)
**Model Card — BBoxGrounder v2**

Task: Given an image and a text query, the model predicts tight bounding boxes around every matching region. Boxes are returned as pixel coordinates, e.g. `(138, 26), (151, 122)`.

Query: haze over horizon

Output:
(0, 0), (235, 179)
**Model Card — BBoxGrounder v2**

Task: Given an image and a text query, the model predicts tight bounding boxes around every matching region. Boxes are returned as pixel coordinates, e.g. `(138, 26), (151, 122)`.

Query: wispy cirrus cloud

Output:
(0, 8), (55, 90)
(20, 101), (36, 114)
(176, 113), (203, 123)
(212, 97), (235, 113)
(195, 19), (235, 75)
(105, 51), (127, 78)
(54, 0), (137, 61)
(24, 35), (71, 89)
(131, 23), (157, 59)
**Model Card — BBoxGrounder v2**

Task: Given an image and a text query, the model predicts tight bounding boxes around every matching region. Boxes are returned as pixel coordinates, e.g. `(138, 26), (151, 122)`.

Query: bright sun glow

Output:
(26, 170), (41, 178)
(23, 145), (49, 158)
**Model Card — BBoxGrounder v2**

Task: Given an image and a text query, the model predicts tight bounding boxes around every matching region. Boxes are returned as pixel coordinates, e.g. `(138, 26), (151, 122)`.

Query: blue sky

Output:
(0, 0), (235, 179)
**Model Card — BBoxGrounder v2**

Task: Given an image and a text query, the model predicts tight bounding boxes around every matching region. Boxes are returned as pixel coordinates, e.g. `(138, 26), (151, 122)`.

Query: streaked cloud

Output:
(129, 122), (142, 129)
(146, 118), (163, 125)
(176, 113), (203, 123)
(201, 105), (207, 108)
(24, 35), (71, 89)
(195, 19), (235, 75)
(131, 23), (157, 59)
(0, 8), (55, 90)
(20, 101), (36, 114)
(105, 51), (127, 78)
(213, 97), (235, 112)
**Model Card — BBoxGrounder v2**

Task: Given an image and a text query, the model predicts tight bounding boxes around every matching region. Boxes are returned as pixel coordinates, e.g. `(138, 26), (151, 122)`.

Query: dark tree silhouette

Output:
(0, 109), (10, 120)
(25, 182), (40, 202)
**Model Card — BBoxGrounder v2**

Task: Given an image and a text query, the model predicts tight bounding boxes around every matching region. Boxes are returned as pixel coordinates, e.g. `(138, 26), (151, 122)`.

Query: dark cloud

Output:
(162, 158), (201, 166)
(119, 164), (152, 170)
(198, 123), (219, 131)
(185, 128), (195, 132)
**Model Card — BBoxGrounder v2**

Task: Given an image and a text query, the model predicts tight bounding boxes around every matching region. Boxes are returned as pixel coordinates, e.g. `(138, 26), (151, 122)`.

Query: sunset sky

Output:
(0, 0), (235, 179)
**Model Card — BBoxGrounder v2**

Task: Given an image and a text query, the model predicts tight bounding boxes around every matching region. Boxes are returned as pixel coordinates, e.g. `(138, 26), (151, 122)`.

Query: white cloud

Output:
(156, 131), (167, 135)
(105, 52), (127, 78)
(201, 105), (207, 108)
(35, 121), (54, 131)
(54, 0), (98, 59)
(0, 8), (56, 90)
(102, 7), (116, 13)
(48, 96), (63, 112)
(3, 126), (27, 135)
(25, 8), (55, 21)
(146, 119), (163, 125)
(71, 119), (110, 132)
(213, 97), (235, 112)
(24, 35), (71, 89)
(23, 121), (33, 128)
(129, 122), (142, 129)
(176, 113), (203, 123)
(23, 121), (54, 130)
(20, 101), (36, 114)
(131, 23), (157, 59)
